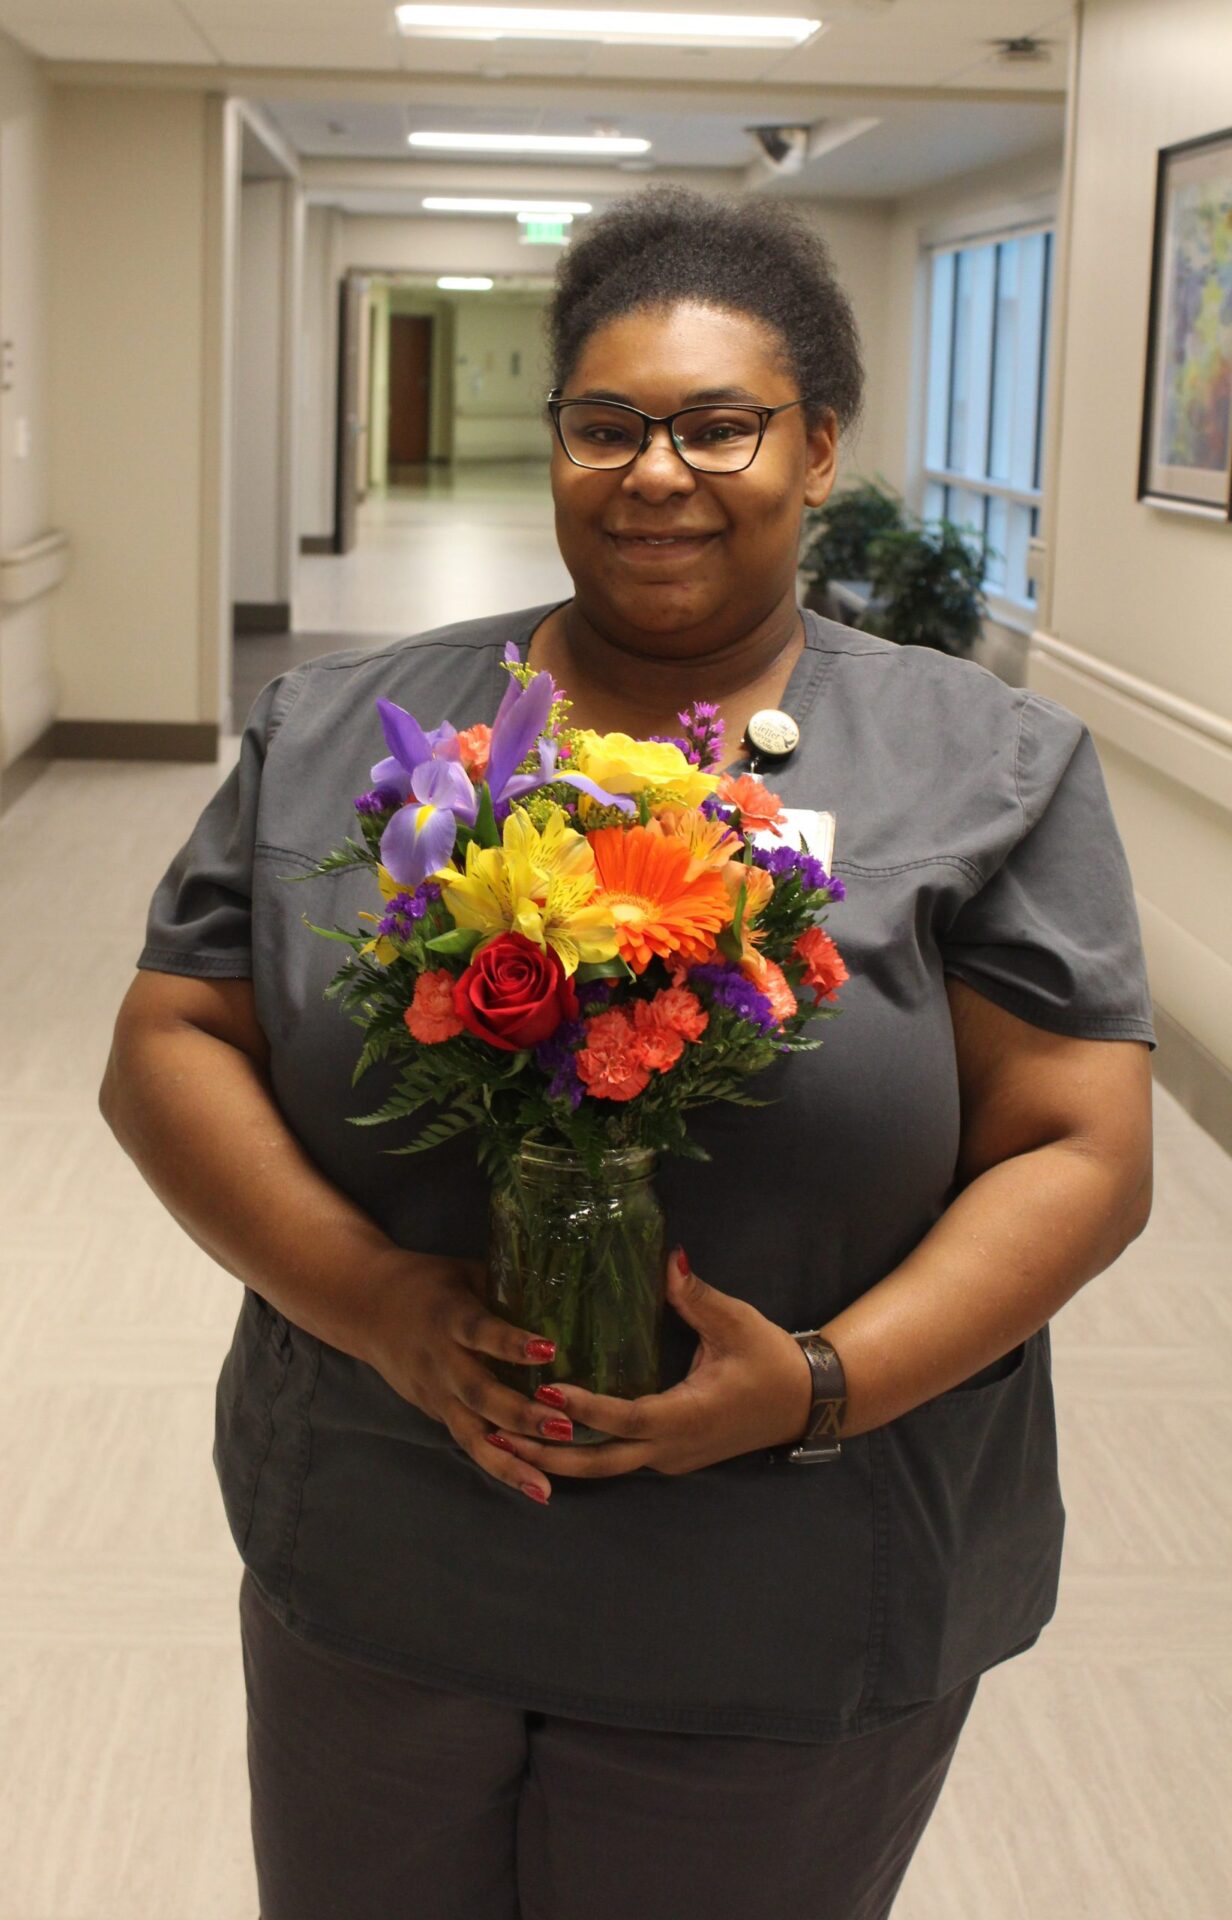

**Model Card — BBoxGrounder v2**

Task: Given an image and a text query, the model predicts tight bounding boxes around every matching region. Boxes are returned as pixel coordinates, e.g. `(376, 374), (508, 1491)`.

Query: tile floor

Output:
(2, 471), (1229, 1917)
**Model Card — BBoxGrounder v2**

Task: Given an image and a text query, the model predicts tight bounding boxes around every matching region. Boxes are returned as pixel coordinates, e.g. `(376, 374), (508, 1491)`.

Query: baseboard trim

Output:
(0, 726), (54, 815)
(1151, 1003), (1232, 1158)
(234, 601), (291, 634)
(48, 720), (218, 762)
(299, 535), (334, 555)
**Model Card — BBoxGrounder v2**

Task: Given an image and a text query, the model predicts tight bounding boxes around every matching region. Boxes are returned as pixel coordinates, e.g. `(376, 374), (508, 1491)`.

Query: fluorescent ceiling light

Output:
(437, 275), (495, 289)
(421, 196), (592, 215)
(409, 131), (650, 155)
(396, 7), (822, 49)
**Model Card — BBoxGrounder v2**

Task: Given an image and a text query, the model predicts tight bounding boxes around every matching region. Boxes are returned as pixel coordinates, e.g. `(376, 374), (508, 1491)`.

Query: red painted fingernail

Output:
(535, 1384), (568, 1409)
(521, 1483), (549, 1504)
(540, 1417), (573, 1441)
(675, 1245), (691, 1276)
(525, 1338), (556, 1361)
(485, 1433), (516, 1453)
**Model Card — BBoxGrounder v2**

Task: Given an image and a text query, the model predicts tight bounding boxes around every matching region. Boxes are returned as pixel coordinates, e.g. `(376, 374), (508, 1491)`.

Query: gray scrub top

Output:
(139, 605), (1156, 1742)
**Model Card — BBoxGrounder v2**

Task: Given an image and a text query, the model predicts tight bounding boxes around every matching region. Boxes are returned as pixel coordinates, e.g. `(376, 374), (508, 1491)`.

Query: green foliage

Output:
(798, 477), (904, 588)
(861, 516), (990, 657)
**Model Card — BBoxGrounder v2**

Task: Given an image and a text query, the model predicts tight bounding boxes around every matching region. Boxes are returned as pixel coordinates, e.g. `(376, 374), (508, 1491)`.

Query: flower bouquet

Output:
(300, 646), (848, 1440)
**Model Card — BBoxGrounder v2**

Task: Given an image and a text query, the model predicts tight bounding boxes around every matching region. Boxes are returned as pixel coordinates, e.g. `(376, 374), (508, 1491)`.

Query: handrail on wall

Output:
(0, 529), (71, 609)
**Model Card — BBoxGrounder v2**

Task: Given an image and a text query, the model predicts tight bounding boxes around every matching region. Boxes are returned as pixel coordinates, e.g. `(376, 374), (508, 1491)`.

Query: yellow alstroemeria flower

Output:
(440, 805), (619, 976)
(572, 731), (719, 810)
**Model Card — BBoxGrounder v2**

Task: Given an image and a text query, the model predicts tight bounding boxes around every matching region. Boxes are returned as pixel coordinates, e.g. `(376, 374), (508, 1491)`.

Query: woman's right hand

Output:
(361, 1253), (564, 1505)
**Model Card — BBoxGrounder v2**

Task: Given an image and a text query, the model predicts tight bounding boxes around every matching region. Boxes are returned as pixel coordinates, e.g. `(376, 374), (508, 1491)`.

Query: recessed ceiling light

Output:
(396, 7), (823, 49)
(421, 196), (592, 214)
(436, 275), (495, 289)
(409, 130), (650, 155)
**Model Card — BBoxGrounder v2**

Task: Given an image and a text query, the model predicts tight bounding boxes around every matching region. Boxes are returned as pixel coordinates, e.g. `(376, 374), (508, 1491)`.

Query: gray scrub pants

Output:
(240, 1567), (978, 1920)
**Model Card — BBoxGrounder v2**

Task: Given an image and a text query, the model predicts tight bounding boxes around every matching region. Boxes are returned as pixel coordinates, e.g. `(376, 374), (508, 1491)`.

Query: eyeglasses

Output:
(546, 391), (804, 474)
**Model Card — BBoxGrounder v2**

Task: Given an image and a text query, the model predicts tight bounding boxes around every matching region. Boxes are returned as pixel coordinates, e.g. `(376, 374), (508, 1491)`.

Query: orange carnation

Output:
(751, 956), (797, 1026)
(793, 927), (849, 1003)
(405, 969), (465, 1043)
(587, 824), (731, 975)
(648, 985), (708, 1043)
(716, 772), (787, 837)
(631, 999), (685, 1072)
(575, 1007), (650, 1102)
(455, 724), (491, 780)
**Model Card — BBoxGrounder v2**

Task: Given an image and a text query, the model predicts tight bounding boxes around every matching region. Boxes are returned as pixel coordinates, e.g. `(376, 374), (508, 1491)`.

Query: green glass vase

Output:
(486, 1141), (666, 1445)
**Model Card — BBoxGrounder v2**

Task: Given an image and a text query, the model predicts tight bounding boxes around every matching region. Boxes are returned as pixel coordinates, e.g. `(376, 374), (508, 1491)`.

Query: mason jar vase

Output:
(486, 1141), (666, 1445)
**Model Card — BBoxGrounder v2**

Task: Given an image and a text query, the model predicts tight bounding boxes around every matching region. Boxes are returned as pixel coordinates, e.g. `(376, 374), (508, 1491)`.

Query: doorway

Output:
(388, 314), (434, 472)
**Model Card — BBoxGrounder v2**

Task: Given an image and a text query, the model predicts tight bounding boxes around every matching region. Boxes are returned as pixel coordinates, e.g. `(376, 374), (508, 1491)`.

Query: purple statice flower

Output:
(375, 880), (442, 942)
(534, 1018), (586, 1109)
(699, 793), (734, 823)
(353, 785), (402, 818)
(576, 979), (615, 1009)
(752, 845), (843, 897)
(687, 962), (777, 1035)
(678, 700), (726, 771)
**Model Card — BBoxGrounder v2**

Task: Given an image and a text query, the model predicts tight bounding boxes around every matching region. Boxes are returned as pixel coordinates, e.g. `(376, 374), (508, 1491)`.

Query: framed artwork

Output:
(1138, 126), (1232, 519)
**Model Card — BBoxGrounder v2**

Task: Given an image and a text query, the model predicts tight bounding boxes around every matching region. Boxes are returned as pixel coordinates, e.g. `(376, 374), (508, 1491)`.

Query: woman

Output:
(101, 190), (1155, 1920)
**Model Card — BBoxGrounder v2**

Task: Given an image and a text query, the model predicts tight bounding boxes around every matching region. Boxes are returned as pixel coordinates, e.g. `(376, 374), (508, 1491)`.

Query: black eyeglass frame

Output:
(545, 391), (805, 474)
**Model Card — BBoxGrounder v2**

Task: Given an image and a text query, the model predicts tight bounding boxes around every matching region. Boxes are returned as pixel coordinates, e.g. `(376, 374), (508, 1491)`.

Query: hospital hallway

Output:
(2, 455), (1230, 1916)
(1, 0), (1229, 1908)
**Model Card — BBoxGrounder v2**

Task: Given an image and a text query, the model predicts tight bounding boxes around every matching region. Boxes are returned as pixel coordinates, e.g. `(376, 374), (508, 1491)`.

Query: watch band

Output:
(772, 1331), (847, 1464)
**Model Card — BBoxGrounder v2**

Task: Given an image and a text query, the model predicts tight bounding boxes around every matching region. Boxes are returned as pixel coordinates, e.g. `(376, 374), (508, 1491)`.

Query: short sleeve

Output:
(939, 693), (1157, 1049)
(137, 670), (305, 980)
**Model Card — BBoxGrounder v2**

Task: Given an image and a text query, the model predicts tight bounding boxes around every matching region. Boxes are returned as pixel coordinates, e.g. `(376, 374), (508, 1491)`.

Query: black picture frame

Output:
(1138, 125), (1232, 520)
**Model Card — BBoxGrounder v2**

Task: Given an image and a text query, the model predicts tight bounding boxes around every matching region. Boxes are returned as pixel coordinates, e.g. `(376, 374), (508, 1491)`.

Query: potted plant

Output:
(860, 517), (990, 658)
(798, 478), (904, 614)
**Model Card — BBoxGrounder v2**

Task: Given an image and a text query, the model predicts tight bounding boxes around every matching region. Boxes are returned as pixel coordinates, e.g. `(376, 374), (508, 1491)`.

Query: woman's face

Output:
(550, 300), (838, 652)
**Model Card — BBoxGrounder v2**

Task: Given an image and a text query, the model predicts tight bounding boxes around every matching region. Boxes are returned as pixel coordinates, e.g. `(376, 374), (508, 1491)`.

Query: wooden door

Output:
(334, 273), (364, 554)
(388, 315), (433, 467)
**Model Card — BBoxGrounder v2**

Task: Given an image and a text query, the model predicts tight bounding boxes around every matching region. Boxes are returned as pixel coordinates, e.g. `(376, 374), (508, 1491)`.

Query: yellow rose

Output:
(573, 731), (719, 809)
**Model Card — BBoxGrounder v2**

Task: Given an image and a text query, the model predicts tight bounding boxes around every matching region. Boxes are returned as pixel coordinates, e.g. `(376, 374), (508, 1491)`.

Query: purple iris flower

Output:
(375, 645), (633, 889)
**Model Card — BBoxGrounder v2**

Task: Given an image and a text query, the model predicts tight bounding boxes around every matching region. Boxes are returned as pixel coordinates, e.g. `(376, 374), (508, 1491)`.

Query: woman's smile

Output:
(607, 527), (721, 565)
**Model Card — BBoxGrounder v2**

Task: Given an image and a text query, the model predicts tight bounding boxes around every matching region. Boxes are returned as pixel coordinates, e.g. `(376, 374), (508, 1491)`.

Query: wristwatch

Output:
(771, 1331), (847, 1464)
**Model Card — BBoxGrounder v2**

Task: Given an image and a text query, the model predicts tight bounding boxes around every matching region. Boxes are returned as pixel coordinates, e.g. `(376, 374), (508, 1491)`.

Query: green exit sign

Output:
(522, 219), (569, 245)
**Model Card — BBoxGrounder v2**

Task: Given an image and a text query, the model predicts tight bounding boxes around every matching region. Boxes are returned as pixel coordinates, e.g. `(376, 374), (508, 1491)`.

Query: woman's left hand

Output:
(489, 1248), (814, 1482)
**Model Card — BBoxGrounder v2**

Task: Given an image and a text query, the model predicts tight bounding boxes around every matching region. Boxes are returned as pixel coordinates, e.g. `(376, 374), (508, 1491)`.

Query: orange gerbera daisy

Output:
(587, 825), (732, 975)
(650, 804), (740, 878)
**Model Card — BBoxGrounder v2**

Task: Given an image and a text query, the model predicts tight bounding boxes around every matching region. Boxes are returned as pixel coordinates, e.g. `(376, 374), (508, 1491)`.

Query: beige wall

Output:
(299, 204), (339, 540)
(233, 177), (299, 607)
(1031, 0), (1232, 1073)
(794, 197), (894, 486)
(0, 30), (54, 768)
(453, 297), (551, 462)
(49, 86), (231, 727)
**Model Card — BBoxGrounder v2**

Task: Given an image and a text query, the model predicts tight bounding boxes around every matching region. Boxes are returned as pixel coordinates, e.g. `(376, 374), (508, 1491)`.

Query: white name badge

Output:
(751, 808), (836, 872)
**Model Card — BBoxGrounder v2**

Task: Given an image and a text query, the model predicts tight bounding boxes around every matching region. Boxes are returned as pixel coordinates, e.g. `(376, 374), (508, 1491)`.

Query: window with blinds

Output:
(923, 227), (1054, 615)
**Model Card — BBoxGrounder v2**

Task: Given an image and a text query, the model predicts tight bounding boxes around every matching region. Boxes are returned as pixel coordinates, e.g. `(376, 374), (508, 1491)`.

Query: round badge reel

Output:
(743, 707), (800, 771)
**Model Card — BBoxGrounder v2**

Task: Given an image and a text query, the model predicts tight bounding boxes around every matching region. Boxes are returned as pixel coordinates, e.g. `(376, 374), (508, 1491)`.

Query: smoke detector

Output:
(989, 35), (1054, 64)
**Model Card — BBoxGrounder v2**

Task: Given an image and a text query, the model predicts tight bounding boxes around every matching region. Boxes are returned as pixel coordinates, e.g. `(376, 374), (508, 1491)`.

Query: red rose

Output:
(453, 931), (579, 1052)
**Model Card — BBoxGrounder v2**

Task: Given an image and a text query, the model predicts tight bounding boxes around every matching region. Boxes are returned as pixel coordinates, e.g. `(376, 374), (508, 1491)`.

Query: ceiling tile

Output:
(0, 0), (217, 63)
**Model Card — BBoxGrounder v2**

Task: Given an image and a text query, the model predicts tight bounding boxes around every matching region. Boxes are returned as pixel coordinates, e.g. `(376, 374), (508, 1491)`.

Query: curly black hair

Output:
(547, 186), (864, 434)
